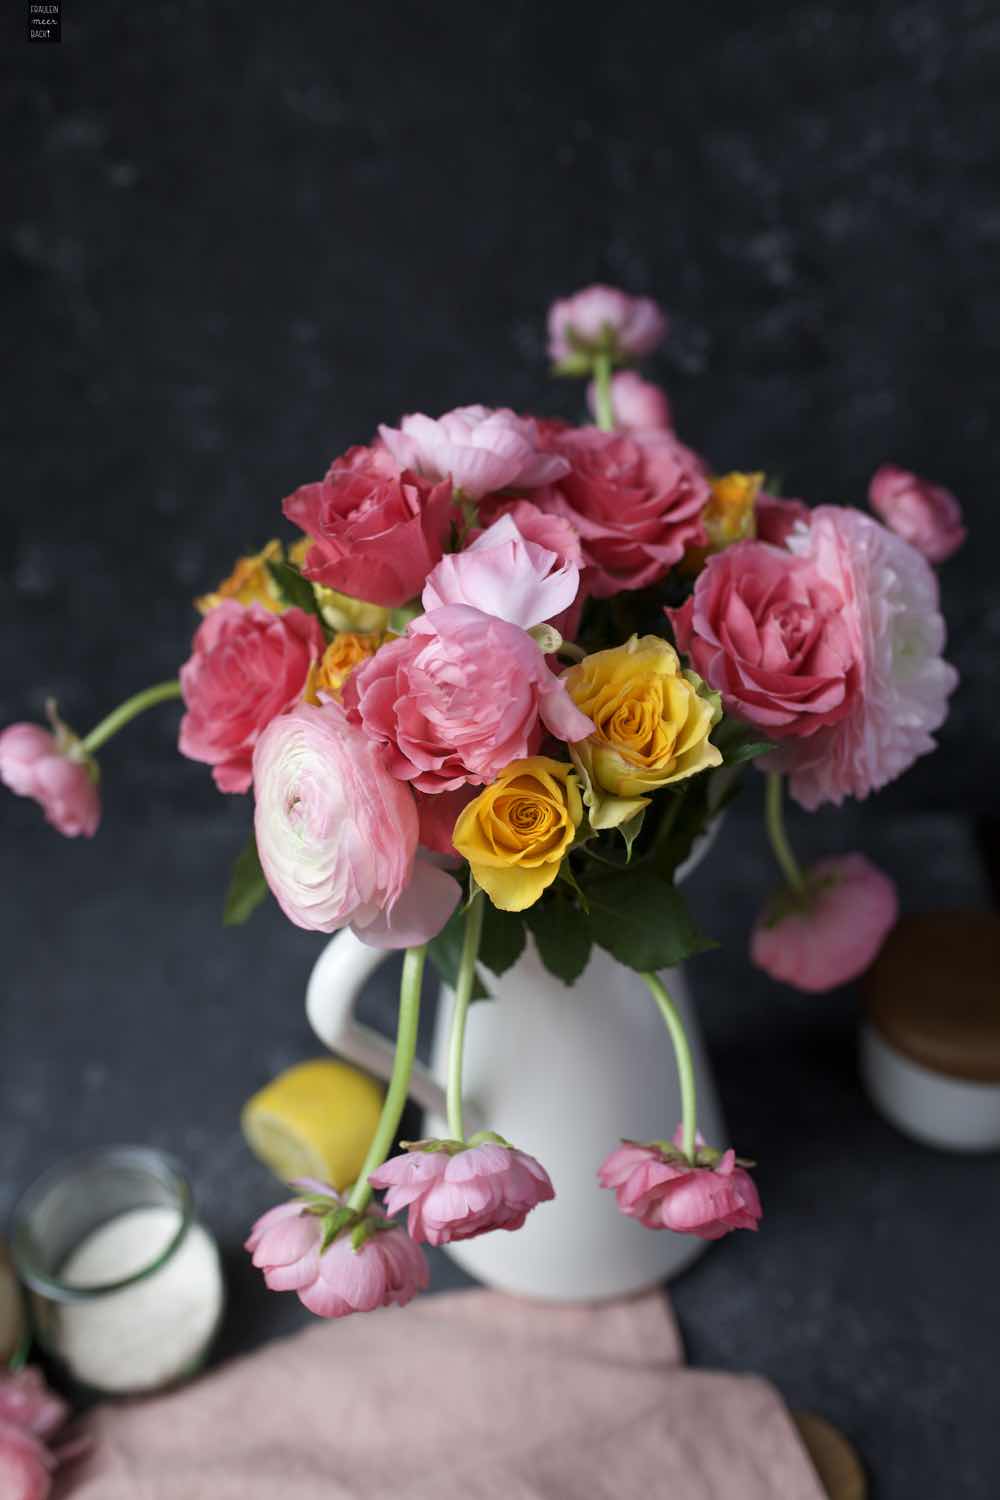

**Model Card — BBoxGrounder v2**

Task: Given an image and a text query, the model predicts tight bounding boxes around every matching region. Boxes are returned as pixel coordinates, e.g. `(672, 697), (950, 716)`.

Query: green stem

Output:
(347, 945), (426, 1215)
(642, 971), (697, 1163)
(592, 352), (616, 431)
(80, 680), (183, 754)
(447, 891), (485, 1142)
(764, 772), (805, 893)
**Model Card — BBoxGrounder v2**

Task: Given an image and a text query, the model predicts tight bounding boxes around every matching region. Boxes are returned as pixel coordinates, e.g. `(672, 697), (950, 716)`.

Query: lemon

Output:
(241, 1059), (384, 1190)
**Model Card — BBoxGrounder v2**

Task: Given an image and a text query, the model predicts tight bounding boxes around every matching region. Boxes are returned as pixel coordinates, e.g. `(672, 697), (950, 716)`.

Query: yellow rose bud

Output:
(681, 470), (764, 574)
(452, 757), (583, 912)
(305, 632), (385, 703)
(288, 539), (390, 634)
(562, 635), (722, 829)
(195, 540), (285, 615)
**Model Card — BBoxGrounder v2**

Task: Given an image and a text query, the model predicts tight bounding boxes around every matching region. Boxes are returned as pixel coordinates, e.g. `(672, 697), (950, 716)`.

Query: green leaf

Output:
(712, 716), (775, 767)
(223, 833), (269, 926)
(524, 902), (592, 985)
(427, 905), (488, 1000)
(266, 559), (324, 619)
(478, 905), (526, 978)
(584, 872), (717, 972)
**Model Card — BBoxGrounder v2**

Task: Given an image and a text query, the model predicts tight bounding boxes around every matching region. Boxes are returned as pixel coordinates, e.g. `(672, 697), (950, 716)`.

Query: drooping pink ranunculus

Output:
(472, 498), (586, 641)
(539, 426), (710, 597)
(283, 444), (456, 608)
(0, 1367), (77, 1500)
(598, 1136), (761, 1239)
(751, 852), (898, 993)
(868, 464), (966, 564)
(548, 285), (667, 363)
(378, 407), (569, 502)
(369, 1140), (555, 1245)
(179, 600), (324, 794)
(586, 370), (672, 431)
(422, 513), (580, 630)
(0, 724), (100, 837)
(343, 604), (593, 794)
(245, 1185), (429, 1319)
(253, 700), (459, 944)
(754, 492), (810, 547)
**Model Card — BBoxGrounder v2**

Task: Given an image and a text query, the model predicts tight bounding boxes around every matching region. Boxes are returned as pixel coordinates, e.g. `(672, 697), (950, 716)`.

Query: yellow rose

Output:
(682, 470), (764, 574)
(452, 758), (583, 912)
(305, 632), (385, 703)
(562, 635), (722, 829)
(288, 539), (390, 634)
(195, 540), (285, 615)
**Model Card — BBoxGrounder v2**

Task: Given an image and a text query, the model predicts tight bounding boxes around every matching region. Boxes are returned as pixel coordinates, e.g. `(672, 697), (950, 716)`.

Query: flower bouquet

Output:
(3, 284), (961, 1318)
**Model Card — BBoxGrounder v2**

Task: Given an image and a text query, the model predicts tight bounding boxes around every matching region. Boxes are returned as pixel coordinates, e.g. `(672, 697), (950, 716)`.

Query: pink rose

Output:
(868, 464), (966, 564)
(253, 701), (459, 944)
(0, 723), (99, 838)
(283, 444), (455, 608)
(669, 540), (860, 739)
(473, 498), (586, 641)
(378, 406), (569, 502)
(422, 513), (580, 630)
(343, 604), (593, 794)
(246, 1184), (429, 1319)
(547, 285), (667, 364)
(751, 852), (898, 993)
(598, 1135), (761, 1239)
(179, 601), (324, 793)
(369, 1139), (555, 1245)
(754, 492), (810, 547)
(586, 370), (672, 430)
(541, 427), (710, 597)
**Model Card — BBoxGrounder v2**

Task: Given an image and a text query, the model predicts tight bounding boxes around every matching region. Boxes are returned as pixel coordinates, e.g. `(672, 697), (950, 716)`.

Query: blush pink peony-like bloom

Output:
(422, 513), (580, 630)
(378, 407), (569, 502)
(868, 464), (966, 564)
(598, 1135), (761, 1239)
(586, 370), (672, 431)
(754, 492), (811, 547)
(343, 604), (593, 794)
(548, 285), (667, 364)
(0, 723), (100, 838)
(245, 1185), (429, 1319)
(369, 1139), (555, 1245)
(253, 701), (459, 944)
(540, 426), (710, 597)
(472, 498), (586, 641)
(179, 600), (324, 794)
(751, 852), (898, 993)
(283, 444), (456, 609)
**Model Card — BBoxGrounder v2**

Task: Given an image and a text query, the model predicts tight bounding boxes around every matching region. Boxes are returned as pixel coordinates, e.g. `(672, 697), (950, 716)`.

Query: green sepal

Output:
(711, 715), (776, 767)
(266, 558), (326, 623)
(387, 599), (422, 633)
(223, 832), (269, 927)
(618, 810), (646, 862)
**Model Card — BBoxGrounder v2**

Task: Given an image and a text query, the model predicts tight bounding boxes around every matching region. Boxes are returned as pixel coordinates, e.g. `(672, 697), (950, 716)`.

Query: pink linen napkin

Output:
(58, 1289), (825, 1499)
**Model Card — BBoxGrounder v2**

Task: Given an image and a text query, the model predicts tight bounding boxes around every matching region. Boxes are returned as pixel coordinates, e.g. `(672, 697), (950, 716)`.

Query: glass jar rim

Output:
(10, 1145), (195, 1302)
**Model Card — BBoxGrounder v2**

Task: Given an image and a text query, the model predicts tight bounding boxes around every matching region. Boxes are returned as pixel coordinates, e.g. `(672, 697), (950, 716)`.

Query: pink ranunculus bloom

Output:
(751, 852), (898, 993)
(0, 1367), (77, 1500)
(586, 370), (673, 431)
(369, 1140), (555, 1245)
(422, 513), (580, 631)
(0, 724), (100, 838)
(414, 786), (475, 856)
(770, 507), (959, 808)
(669, 539), (860, 740)
(598, 1136), (761, 1239)
(283, 444), (456, 608)
(472, 498), (586, 641)
(245, 1186), (429, 1319)
(868, 464), (966, 564)
(754, 491), (811, 547)
(343, 604), (593, 794)
(0, 1421), (54, 1500)
(0, 1370), (68, 1442)
(179, 600), (324, 794)
(378, 407), (569, 502)
(253, 700), (459, 944)
(540, 426), (710, 597)
(547, 285), (668, 363)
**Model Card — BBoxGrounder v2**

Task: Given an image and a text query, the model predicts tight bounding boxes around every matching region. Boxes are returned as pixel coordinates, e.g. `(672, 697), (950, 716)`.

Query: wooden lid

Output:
(792, 1412), (866, 1500)
(863, 910), (1000, 1082)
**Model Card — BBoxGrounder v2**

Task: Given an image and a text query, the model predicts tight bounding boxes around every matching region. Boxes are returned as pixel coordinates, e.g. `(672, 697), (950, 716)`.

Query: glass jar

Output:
(11, 1145), (225, 1395)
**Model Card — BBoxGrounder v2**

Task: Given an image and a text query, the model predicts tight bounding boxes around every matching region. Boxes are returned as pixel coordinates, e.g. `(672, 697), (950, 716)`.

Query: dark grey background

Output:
(3, 4), (999, 1497)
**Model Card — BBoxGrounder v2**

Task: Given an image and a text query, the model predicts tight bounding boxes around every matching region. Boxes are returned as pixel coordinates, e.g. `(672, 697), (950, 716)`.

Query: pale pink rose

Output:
(246, 1185), (429, 1319)
(253, 701), (459, 944)
(422, 513), (580, 630)
(370, 1140), (555, 1245)
(0, 724), (100, 837)
(540, 426), (710, 597)
(754, 492), (811, 547)
(547, 285), (667, 363)
(772, 507), (959, 808)
(670, 540), (860, 738)
(343, 605), (593, 794)
(179, 600), (324, 794)
(472, 498), (586, 641)
(379, 406), (569, 502)
(586, 370), (672, 430)
(868, 464), (966, 564)
(751, 852), (898, 993)
(598, 1136), (761, 1239)
(283, 444), (455, 608)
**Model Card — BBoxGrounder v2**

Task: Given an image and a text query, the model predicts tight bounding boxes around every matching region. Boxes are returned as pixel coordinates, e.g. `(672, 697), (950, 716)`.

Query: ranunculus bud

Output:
(369, 1136), (555, 1244)
(751, 852), (898, 993)
(0, 719), (99, 838)
(868, 464), (966, 564)
(548, 285), (667, 370)
(598, 1134), (761, 1239)
(586, 370), (672, 430)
